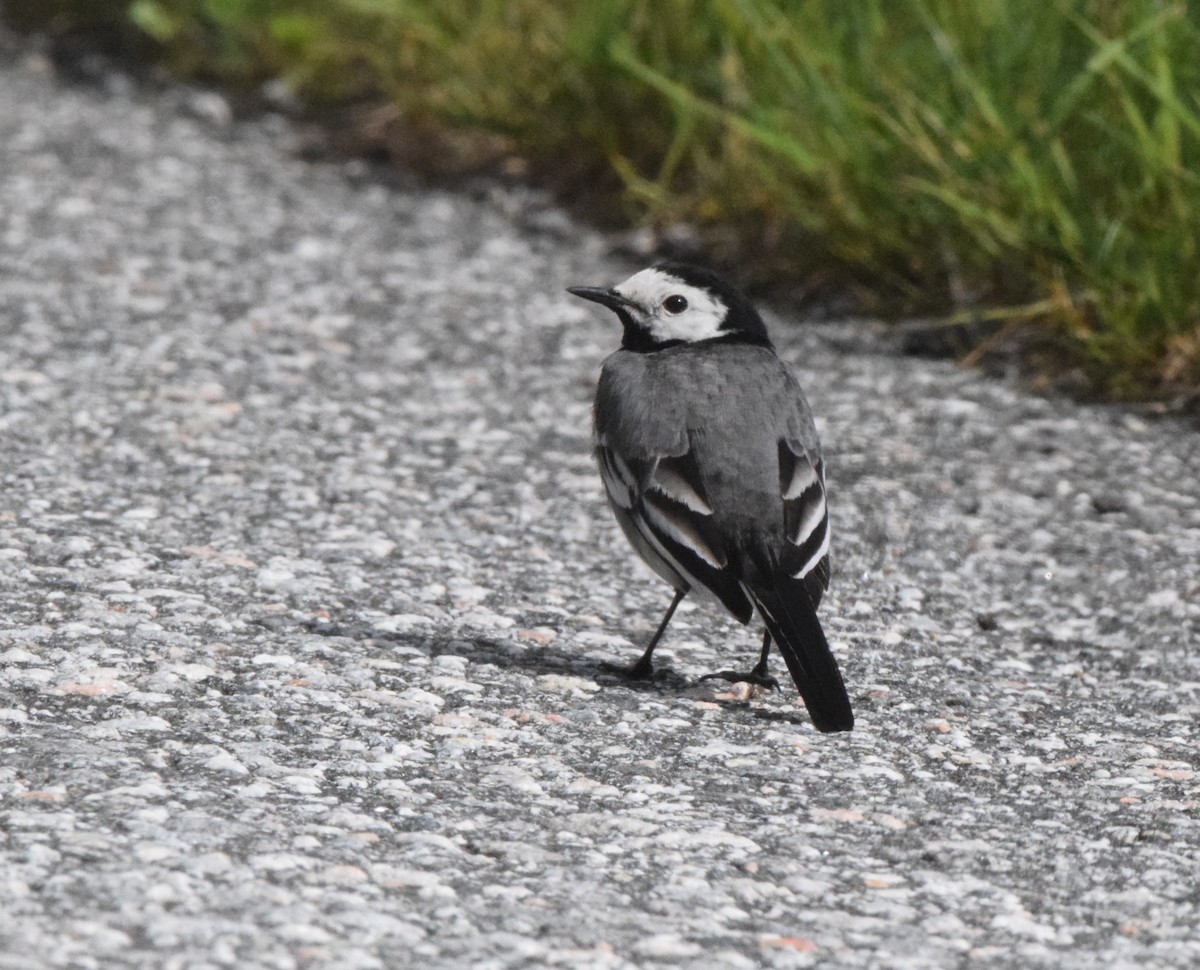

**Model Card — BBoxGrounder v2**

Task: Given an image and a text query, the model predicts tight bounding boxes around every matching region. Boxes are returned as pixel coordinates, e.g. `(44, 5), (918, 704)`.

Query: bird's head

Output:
(568, 262), (771, 353)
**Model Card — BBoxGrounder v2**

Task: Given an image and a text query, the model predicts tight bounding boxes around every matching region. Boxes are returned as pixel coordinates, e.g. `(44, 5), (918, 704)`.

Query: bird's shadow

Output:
(286, 615), (809, 721)
(292, 615), (689, 694)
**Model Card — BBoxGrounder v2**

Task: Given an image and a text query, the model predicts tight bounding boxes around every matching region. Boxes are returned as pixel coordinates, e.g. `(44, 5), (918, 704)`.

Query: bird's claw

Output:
(599, 658), (657, 681)
(699, 669), (780, 690)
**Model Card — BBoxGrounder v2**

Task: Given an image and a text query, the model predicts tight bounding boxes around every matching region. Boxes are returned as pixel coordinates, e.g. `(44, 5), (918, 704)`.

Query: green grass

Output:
(10, 0), (1200, 398)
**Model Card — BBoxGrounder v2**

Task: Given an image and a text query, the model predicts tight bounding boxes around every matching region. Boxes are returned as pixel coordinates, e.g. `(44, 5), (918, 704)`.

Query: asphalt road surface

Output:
(1, 29), (1198, 970)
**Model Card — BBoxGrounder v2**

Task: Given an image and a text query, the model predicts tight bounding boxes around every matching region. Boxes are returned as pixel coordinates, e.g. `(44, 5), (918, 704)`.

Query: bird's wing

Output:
(749, 439), (851, 731)
(595, 432), (754, 623)
(777, 437), (831, 597)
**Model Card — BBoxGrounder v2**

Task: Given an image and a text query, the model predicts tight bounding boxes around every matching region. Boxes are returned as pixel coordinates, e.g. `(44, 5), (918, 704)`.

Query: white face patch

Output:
(613, 268), (728, 343)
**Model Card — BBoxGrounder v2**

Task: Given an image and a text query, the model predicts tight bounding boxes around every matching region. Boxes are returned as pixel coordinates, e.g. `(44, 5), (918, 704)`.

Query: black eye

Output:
(664, 295), (688, 314)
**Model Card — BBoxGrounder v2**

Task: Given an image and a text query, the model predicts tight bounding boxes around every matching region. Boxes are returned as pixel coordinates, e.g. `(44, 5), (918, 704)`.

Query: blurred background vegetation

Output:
(7, 0), (1200, 400)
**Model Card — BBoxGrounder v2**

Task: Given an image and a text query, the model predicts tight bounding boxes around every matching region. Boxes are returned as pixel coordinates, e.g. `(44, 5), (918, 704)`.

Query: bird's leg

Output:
(700, 630), (780, 689)
(602, 588), (686, 680)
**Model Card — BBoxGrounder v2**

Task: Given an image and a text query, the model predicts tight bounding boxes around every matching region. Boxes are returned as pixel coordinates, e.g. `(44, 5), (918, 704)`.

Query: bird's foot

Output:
(699, 669), (780, 690)
(599, 657), (657, 681)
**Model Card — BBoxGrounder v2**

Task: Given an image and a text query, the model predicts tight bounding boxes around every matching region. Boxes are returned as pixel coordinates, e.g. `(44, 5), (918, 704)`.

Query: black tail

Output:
(751, 577), (853, 733)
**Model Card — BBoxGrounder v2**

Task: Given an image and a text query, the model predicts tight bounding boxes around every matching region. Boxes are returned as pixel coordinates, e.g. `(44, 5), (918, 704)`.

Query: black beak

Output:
(566, 286), (635, 312)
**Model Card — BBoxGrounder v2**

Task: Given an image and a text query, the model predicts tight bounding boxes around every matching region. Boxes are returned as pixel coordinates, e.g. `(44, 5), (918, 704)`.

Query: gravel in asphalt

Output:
(1, 30), (1199, 970)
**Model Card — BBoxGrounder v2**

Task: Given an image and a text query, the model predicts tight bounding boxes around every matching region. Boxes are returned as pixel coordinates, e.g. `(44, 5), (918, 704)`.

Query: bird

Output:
(567, 262), (853, 733)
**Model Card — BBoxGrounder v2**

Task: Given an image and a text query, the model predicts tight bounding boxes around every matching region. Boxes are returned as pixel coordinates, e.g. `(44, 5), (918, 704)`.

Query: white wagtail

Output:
(567, 262), (853, 732)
